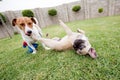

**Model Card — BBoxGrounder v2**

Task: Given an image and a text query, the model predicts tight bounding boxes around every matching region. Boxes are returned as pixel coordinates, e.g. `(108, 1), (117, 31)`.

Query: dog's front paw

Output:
(32, 50), (36, 54)
(44, 47), (51, 50)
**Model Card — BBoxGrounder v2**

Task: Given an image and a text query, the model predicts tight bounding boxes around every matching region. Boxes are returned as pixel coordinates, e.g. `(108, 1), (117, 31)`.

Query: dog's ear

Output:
(31, 17), (36, 24)
(12, 18), (17, 26)
(73, 44), (77, 50)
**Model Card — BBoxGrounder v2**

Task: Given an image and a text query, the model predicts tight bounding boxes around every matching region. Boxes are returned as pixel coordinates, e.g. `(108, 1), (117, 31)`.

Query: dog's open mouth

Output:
(88, 47), (97, 59)
(25, 33), (31, 36)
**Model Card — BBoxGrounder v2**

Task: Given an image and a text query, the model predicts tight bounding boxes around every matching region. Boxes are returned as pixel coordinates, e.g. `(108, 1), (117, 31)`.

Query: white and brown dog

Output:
(37, 20), (97, 58)
(12, 17), (49, 54)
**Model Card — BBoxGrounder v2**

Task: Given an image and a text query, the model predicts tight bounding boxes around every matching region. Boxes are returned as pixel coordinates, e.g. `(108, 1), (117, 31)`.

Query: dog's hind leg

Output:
(59, 20), (73, 36)
(77, 28), (85, 34)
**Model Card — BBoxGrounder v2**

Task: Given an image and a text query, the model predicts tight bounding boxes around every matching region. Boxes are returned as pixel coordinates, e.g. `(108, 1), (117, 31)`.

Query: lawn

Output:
(0, 15), (120, 80)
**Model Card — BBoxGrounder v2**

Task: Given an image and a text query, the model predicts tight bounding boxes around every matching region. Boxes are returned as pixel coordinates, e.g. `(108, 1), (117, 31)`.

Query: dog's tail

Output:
(59, 20), (72, 35)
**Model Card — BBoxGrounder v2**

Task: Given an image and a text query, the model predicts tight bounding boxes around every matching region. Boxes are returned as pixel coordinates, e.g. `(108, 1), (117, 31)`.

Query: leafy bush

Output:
(48, 9), (57, 16)
(72, 5), (81, 12)
(0, 13), (6, 24)
(22, 10), (34, 17)
(98, 8), (103, 13)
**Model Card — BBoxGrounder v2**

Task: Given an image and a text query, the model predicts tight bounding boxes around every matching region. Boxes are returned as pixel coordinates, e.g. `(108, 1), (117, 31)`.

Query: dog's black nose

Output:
(27, 30), (32, 34)
(26, 30), (32, 36)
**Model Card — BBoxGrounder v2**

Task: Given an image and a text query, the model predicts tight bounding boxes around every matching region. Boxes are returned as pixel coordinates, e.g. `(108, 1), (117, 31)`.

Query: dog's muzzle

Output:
(88, 47), (97, 58)
(26, 30), (32, 36)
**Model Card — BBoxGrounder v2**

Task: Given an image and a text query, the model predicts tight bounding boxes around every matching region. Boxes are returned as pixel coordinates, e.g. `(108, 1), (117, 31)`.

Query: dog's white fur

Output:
(12, 17), (49, 54)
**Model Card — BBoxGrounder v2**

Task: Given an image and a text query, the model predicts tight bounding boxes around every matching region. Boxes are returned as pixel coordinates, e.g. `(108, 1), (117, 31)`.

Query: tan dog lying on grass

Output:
(37, 20), (97, 59)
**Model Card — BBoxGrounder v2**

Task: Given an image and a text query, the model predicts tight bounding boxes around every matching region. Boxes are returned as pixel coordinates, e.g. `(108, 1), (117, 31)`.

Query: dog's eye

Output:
(79, 45), (86, 50)
(20, 23), (25, 26)
(28, 22), (32, 25)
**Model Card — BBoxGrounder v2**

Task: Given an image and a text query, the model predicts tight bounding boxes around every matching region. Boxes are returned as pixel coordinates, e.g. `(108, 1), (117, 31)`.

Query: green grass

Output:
(0, 15), (120, 80)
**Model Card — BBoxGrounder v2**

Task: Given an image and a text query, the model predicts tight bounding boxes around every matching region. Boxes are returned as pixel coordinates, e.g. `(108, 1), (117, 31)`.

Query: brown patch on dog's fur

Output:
(12, 17), (35, 32)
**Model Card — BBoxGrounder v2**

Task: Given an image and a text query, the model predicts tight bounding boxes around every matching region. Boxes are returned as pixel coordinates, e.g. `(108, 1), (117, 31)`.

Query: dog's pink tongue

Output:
(88, 48), (97, 59)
